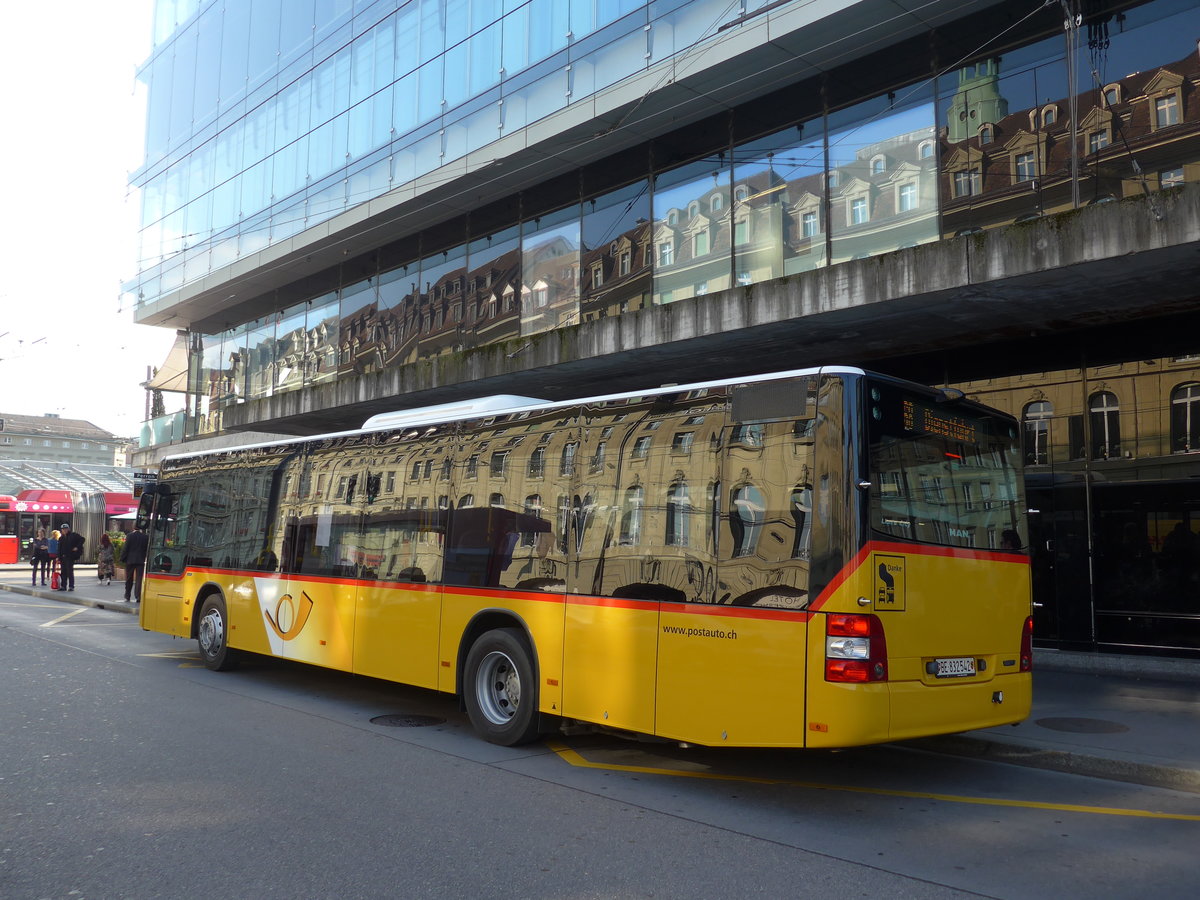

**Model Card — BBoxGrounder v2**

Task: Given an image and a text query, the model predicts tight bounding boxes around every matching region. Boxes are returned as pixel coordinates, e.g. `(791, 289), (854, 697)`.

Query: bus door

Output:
(656, 381), (817, 747)
(142, 484), (190, 636)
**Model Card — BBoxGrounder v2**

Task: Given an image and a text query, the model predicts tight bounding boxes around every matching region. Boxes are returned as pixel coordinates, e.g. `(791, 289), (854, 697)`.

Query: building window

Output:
(979, 124), (993, 145)
(898, 182), (918, 212)
(458, 493), (475, 508)
(671, 432), (694, 454)
(590, 441), (606, 473)
(632, 435), (652, 458)
(591, 264), (603, 288)
(528, 446), (546, 477)
(734, 186), (748, 202)
(1089, 391), (1121, 459)
(466, 454), (479, 478)
(667, 210), (678, 225)
(919, 141), (934, 159)
(694, 281), (708, 296)
(490, 451), (509, 476)
(62, 441), (71, 448)
(734, 219), (749, 245)
(658, 241), (674, 266)
(953, 169), (980, 197)
(1155, 95), (1179, 128)
(1015, 152), (1036, 182)
(850, 197), (868, 225)
(693, 230), (709, 257)
(1161, 167), (1185, 188)
(729, 484), (765, 557)
(665, 481), (690, 547)
(560, 442), (577, 475)
(619, 250), (631, 275)
(687, 201), (699, 218)
(1022, 400), (1053, 465)
(1172, 384), (1200, 452)
(1041, 107), (1056, 126)
(1103, 86), (1120, 107)
(801, 211), (818, 237)
(827, 171), (839, 189)
(710, 193), (723, 211)
(619, 485), (643, 545)
(870, 156), (885, 175)
(1089, 130), (1109, 153)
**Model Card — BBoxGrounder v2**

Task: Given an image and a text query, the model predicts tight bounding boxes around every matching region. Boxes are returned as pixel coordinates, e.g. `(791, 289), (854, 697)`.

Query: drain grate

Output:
(1034, 716), (1129, 734)
(370, 713), (445, 728)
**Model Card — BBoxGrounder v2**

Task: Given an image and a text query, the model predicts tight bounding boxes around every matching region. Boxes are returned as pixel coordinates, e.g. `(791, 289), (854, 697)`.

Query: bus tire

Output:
(197, 595), (239, 672)
(463, 628), (540, 746)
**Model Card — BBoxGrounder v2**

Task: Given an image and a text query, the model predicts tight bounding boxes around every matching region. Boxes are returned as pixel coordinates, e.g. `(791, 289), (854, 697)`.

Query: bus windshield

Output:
(866, 381), (1026, 552)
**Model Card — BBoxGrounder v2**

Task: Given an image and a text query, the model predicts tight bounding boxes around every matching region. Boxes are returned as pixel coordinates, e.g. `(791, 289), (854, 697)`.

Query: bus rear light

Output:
(1020, 615), (1034, 672)
(825, 613), (888, 683)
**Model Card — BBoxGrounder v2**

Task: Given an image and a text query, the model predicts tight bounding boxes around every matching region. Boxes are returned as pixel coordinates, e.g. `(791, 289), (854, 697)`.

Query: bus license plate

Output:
(935, 657), (977, 678)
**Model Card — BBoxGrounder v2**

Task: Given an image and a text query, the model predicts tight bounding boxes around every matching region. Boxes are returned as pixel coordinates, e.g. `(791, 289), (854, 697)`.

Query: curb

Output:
(906, 732), (1200, 795)
(0, 581), (139, 614)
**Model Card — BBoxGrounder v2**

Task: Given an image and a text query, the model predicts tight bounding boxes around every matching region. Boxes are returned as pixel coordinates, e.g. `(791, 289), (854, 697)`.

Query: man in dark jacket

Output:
(57, 524), (86, 592)
(121, 524), (150, 603)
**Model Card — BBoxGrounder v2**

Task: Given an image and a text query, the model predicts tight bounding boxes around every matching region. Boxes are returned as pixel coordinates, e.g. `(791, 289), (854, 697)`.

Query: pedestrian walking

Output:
(29, 528), (50, 585)
(121, 523), (149, 603)
(57, 523), (85, 592)
(97, 533), (115, 586)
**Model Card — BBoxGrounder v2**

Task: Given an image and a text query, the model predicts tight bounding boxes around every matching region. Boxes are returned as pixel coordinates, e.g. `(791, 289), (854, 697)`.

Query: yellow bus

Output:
(136, 366), (1032, 747)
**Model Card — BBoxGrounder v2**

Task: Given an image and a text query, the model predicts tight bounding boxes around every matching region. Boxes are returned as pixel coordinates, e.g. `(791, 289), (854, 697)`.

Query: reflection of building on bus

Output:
(139, 367), (1032, 750)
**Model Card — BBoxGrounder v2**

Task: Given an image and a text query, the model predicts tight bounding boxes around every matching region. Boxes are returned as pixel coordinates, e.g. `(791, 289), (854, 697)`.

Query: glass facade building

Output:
(131, 0), (1200, 656)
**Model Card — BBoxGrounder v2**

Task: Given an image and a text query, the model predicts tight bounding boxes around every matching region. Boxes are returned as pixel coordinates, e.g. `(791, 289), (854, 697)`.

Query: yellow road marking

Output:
(546, 742), (1200, 821)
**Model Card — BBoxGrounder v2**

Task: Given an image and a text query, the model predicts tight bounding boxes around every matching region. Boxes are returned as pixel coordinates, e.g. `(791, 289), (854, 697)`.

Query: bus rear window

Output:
(866, 383), (1026, 551)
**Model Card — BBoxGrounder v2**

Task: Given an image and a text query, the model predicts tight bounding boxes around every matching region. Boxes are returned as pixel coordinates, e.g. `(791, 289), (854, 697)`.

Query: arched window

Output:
(489, 492), (506, 507)
(1022, 400), (1053, 465)
(560, 441), (578, 475)
(687, 201), (700, 218)
(666, 481), (690, 547)
(734, 185), (749, 203)
(521, 494), (543, 546)
(870, 155), (885, 175)
(710, 193), (724, 211)
(1171, 383), (1200, 452)
(979, 124), (993, 145)
(729, 484), (765, 557)
(919, 141), (934, 160)
(667, 210), (679, 225)
(1089, 391), (1121, 459)
(1042, 106), (1056, 126)
(1103, 85), (1120, 107)
(528, 446), (546, 477)
(730, 424), (764, 446)
(619, 485), (644, 545)
(790, 483), (812, 559)
(457, 493), (475, 508)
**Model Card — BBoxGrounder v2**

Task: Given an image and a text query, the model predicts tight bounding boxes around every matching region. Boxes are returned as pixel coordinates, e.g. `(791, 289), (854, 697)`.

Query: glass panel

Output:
(465, 225), (521, 350)
(827, 84), (938, 265)
(652, 153), (730, 304)
(378, 260), (420, 368)
(416, 242), (469, 359)
(521, 206), (580, 336)
(580, 180), (651, 322)
(339, 273), (380, 376)
(273, 303), (308, 395)
(307, 292), (340, 387)
(939, 35), (1065, 235)
(733, 121), (825, 285)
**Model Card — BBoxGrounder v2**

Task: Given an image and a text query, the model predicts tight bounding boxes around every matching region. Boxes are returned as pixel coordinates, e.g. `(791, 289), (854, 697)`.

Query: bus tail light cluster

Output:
(825, 614), (888, 683)
(1020, 615), (1034, 672)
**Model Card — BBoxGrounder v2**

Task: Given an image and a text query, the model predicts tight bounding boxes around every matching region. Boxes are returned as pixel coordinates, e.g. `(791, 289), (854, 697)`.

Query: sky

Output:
(0, 0), (174, 439)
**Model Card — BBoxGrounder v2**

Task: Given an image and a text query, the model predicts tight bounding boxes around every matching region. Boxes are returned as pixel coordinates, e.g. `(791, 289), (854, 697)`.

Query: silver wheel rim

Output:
(474, 649), (521, 725)
(198, 608), (224, 658)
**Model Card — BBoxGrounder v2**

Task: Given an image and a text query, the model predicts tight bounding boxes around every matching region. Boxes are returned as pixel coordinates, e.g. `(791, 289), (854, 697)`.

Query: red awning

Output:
(16, 490), (74, 514)
(104, 493), (138, 515)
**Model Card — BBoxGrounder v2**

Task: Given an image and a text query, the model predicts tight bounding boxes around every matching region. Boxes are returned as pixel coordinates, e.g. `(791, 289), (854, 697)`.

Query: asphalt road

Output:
(1, 593), (1196, 900)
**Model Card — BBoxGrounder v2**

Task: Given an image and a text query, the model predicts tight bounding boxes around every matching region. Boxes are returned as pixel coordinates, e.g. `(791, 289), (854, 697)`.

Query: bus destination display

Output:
(902, 398), (979, 444)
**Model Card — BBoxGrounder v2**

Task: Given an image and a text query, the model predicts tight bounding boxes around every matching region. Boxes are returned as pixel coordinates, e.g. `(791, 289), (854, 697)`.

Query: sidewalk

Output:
(2, 565), (1197, 793)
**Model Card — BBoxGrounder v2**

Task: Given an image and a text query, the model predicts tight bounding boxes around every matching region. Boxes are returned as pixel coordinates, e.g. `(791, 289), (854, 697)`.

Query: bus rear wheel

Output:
(463, 628), (540, 746)
(197, 595), (239, 671)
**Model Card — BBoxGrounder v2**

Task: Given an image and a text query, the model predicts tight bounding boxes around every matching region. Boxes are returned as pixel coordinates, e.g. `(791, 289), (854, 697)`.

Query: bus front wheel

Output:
(463, 628), (540, 746)
(197, 595), (239, 671)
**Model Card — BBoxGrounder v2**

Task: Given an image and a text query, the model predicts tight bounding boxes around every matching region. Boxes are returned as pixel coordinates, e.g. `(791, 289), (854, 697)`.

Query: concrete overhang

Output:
(215, 184), (1200, 436)
(135, 0), (1013, 332)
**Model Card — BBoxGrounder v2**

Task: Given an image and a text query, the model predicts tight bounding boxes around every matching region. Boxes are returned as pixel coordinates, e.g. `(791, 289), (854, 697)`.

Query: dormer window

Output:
(918, 141), (934, 159)
(734, 185), (749, 202)
(1103, 85), (1120, 107)
(710, 193), (723, 211)
(1041, 106), (1057, 126)
(687, 201), (700, 218)
(870, 155), (885, 175)
(979, 124), (993, 145)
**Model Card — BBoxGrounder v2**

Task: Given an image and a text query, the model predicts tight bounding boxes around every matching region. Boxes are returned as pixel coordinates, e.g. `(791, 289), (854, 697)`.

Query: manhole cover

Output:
(370, 714), (445, 728)
(1034, 717), (1129, 734)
